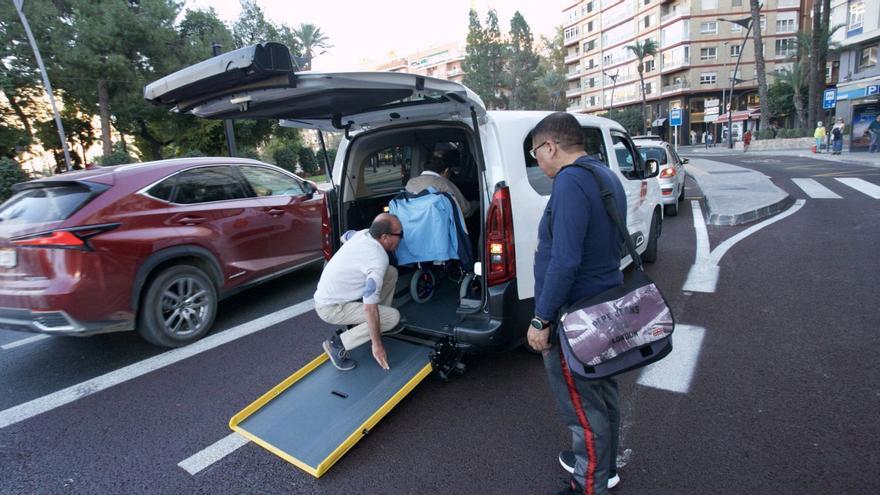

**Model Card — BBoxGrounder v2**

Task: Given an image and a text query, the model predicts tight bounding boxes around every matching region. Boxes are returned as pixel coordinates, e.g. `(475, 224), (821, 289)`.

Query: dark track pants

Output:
(543, 343), (619, 495)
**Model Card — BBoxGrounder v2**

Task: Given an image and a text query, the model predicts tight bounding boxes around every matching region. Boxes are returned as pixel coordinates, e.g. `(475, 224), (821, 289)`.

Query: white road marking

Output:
(682, 200), (806, 293)
(179, 432), (250, 475)
(1, 334), (51, 350)
(792, 179), (841, 199)
(836, 178), (880, 199)
(0, 299), (315, 429)
(637, 325), (705, 394)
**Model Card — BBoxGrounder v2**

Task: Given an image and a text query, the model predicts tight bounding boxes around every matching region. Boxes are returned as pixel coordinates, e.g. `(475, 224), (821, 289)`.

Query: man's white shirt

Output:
(314, 230), (389, 307)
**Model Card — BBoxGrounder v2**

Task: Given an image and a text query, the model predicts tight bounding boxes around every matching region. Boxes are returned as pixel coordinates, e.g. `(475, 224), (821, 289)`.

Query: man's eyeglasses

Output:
(387, 231), (404, 238)
(529, 141), (555, 159)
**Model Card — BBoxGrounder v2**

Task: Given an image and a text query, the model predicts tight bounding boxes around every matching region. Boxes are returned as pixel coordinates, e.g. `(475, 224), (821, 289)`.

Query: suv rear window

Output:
(172, 166), (249, 204)
(0, 184), (96, 225)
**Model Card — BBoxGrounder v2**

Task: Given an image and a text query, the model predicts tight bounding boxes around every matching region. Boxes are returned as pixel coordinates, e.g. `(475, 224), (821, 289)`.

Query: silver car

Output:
(637, 142), (687, 216)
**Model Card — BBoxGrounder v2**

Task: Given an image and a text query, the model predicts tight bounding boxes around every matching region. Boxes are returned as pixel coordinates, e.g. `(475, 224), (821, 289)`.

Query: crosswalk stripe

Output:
(637, 325), (705, 394)
(792, 179), (841, 199)
(835, 178), (880, 199)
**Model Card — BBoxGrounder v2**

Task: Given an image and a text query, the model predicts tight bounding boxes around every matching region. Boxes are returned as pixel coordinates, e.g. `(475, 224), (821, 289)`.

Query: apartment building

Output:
(562, 0), (810, 143)
(829, 0), (879, 152)
(373, 42), (466, 83)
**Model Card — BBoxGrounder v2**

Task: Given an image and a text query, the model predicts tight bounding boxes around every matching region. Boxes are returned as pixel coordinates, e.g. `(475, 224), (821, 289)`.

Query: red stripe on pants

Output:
(559, 351), (596, 495)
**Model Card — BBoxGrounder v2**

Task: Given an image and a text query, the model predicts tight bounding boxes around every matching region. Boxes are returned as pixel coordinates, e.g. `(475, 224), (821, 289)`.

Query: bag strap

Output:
(565, 162), (644, 272)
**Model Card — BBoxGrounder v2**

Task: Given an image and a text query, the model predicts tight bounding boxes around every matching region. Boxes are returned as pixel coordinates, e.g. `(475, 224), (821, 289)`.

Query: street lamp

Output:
(12, 0), (73, 171)
(603, 70), (619, 112)
(718, 15), (753, 149)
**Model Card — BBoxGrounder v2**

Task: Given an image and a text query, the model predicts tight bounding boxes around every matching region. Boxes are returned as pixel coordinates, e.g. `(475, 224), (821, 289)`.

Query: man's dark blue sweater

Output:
(533, 155), (627, 321)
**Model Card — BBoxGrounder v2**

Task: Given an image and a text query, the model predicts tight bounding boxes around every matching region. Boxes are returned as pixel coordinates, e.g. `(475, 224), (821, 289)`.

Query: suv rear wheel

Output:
(138, 265), (218, 347)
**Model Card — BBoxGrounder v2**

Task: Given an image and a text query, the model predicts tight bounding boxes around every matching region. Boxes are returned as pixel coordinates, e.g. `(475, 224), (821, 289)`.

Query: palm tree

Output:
(625, 39), (658, 134)
(293, 23), (331, 70)
(776, 62), (808, 129)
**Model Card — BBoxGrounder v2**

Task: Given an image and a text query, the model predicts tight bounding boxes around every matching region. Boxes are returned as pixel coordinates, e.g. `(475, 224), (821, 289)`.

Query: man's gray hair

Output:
(369, 213), (397, 239)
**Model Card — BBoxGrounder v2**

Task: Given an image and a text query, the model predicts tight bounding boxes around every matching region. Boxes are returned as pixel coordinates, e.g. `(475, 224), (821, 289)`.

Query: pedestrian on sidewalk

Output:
(702, 131), (708, 148)
(868, 115), (880, 153)
(743, 129), (752, 152)
(831, 118), (845, 155)
(814, 122), (826, 153)
(690, 129), (697, 145)
(707, 132), (714, 148)
(527, 112), (623, 495)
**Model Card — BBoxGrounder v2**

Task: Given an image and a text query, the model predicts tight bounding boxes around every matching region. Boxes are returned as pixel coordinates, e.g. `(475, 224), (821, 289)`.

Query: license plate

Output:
(0, 248), (16, 268)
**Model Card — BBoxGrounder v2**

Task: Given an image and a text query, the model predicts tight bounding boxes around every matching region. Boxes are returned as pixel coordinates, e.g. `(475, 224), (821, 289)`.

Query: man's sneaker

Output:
(559, 450), (575, 474)
(323, 336), (356, 371)
(608, 473), (621, 489)
(558, 450), (621, 490)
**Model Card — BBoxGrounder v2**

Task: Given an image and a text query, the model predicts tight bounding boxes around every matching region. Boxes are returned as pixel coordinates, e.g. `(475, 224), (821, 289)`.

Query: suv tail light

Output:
(11, 224), (119, 250)
(321, 193), (333, 261)
(485, 186), (516, 286)
(659, 167), (676, 178)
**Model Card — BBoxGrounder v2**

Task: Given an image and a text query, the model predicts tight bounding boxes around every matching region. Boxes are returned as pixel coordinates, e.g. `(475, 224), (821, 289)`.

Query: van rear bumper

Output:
(454, 279), (533, 353)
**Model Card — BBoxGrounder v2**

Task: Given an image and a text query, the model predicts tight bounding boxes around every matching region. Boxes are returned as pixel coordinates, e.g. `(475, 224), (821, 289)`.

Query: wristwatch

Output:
(530, 316), (549, 330)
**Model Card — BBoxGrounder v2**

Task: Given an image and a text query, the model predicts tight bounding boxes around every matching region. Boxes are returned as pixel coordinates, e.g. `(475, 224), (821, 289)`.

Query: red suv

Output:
(0, 158), (323, 347)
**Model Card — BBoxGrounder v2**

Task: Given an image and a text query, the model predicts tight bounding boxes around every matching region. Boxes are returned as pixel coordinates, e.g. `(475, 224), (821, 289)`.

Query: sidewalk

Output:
(684, 158), (793, 226)
(680, 145), (880, 168)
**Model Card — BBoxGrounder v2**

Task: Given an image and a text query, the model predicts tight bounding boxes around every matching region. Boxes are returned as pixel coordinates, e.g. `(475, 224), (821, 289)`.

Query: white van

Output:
(145, 42), (662, 355)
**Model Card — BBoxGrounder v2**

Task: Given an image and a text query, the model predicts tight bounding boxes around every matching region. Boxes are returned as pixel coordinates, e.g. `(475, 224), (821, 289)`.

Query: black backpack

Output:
(832, 127), (842, 138)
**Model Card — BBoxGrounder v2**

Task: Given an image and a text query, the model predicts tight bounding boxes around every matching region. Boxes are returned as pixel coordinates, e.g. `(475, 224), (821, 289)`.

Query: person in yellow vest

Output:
(813, 122), (826, 153)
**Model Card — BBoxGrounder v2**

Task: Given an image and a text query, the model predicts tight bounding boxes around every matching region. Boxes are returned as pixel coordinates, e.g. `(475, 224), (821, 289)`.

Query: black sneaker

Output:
(558, 450), (620, 490)
(323, 335), (356, 371)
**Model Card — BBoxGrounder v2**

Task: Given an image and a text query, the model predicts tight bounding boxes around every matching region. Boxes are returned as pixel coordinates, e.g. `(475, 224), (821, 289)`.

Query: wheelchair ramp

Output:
(229, 337), (433, 478)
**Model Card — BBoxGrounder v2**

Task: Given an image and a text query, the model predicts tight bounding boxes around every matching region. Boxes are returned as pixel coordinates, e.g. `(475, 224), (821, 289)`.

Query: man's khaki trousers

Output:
(315, 267), (401, 350)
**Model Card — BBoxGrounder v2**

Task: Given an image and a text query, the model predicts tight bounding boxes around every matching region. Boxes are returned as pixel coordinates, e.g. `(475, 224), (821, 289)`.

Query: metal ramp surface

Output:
(229, 337), (433, 477)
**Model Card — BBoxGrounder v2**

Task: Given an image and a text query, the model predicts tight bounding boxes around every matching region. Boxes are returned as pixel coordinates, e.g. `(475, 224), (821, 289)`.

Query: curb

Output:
(705, 193), (795, 226)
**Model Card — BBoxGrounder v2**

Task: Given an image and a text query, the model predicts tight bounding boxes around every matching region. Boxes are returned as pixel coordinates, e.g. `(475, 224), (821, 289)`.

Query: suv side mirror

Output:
(681, 157), (689, 164)
(645, 159), (660, 178)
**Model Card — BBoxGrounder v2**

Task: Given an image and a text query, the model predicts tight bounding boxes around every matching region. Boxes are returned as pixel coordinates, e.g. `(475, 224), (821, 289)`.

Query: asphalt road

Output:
(1, 156), (878, 494)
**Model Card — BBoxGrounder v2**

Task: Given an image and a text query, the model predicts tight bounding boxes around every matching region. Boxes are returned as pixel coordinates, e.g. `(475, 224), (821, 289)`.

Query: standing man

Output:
(690, 129), (697, 146)
(868, 115), (880, 153)
(314, 213), (403, 371)
(527, 112), (626, 495)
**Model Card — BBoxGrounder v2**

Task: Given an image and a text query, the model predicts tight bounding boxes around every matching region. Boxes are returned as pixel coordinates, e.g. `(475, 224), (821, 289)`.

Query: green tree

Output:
(749, 0), (770, 133)
(0, 157), (30, 202)
(767, 80), (796, 124)
(233, 0), (279, 48)
(463, 10), (491, 104)
(293, 23), (331, 70)
(536, 26), (567, 111)
(625, 39), (658, 134)
(506, 12), (540, 110)
(297, 146), (318, 176)
(273, 146), (298, 172)
(606, 106), (643, 135)
(96, 142), (135, 166)
(484, 10), (507, 109)
(774, 62), (808, 129)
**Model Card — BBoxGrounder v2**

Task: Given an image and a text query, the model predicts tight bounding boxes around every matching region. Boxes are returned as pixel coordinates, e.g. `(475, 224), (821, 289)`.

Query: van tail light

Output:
(485, 186), (516, 286)
(659, 167), (676, 178)
(321, 193), (333, 261)
(10, 224), (119, 250)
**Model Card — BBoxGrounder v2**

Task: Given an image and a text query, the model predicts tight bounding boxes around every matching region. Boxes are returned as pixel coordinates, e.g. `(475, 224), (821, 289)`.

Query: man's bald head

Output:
(369, 213), (401, 239)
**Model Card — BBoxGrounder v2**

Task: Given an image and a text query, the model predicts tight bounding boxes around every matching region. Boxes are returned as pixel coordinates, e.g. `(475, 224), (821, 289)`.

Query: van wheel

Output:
(138, 265), (217, 347)
(410, 269), (436, 303)
(664, 201), (678, 217)
(642, 213), (660, 264)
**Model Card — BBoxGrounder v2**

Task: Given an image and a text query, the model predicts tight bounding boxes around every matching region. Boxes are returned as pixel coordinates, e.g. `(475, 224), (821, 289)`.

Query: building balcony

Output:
(567, 102), (584, 112)
(567, 68), (583, 80)
(564, 36), (580, 47)
(566, 87), (585, 98)
(564, 53), (582, 64)
(661, 81), (690, 93)
(661, 58), (691, 72)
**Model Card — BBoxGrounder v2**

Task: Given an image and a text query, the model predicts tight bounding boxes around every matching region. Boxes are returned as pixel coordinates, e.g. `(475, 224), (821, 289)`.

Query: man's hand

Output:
(372, 341), (390, 370)
(527, 326), (551, 353)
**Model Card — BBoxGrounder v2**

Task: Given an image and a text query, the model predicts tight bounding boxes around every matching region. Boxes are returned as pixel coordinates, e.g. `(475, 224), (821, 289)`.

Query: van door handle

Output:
(265, 208), (285, 216)
(177, 216), (207, 225)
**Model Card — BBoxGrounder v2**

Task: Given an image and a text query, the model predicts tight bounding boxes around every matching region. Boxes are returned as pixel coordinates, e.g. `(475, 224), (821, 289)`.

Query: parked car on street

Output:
(0, 158), (324, 347)
(636, 141), (687, 216)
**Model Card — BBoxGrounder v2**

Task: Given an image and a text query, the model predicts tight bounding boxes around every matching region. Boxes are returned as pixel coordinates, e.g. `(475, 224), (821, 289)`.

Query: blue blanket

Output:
(389, 188), (472, 266)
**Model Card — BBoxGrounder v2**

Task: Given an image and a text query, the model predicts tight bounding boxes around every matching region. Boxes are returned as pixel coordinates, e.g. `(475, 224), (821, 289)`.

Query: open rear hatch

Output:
(229, 337), (446, 477)
(144, 42), (485, 132)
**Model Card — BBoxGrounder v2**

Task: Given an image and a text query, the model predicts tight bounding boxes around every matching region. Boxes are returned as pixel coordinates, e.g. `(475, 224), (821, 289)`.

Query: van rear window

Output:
(0, 183), (97, 225)
(362, 145), (412, 194)
(523, 127), (608, 196)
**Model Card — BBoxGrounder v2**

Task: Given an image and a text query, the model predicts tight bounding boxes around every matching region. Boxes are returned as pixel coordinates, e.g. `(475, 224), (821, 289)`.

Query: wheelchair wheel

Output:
(410, 269), (436, 303)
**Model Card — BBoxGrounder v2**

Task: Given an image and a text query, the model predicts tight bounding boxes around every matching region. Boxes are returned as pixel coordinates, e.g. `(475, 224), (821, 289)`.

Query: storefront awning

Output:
(651, 118), (667, 127)
(716, 110), (759, 122)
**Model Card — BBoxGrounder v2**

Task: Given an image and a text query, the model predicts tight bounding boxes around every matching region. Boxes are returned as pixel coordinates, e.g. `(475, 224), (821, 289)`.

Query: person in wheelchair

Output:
(405, 150), (478, 219)
(390, 177), (474, 303)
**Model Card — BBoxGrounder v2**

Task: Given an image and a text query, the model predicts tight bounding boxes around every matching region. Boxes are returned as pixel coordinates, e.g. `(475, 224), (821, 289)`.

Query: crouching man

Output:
(314, 213), (403, 371)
